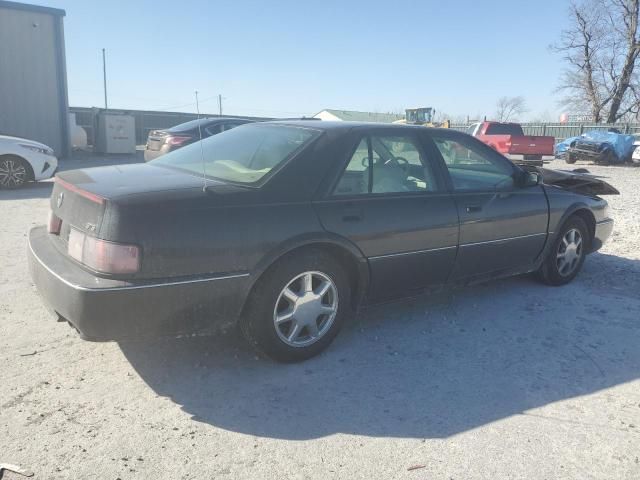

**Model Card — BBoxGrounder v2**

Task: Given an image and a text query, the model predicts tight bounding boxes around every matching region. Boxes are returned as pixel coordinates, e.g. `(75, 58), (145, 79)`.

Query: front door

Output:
(314, 130), (459, 299)
(427, 131), (548, 280)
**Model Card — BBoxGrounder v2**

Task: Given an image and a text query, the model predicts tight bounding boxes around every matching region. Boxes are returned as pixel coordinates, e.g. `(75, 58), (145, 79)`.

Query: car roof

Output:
(261, 120), (451, 133)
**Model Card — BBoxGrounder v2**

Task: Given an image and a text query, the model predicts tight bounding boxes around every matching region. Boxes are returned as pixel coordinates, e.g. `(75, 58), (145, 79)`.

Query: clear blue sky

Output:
(37, 0), (571, 120)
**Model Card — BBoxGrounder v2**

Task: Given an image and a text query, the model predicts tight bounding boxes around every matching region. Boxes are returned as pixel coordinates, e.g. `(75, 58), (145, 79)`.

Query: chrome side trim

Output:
(368, 245), (457, 260)
(460, 232), (547, 248)
(29, 238), (249, 293)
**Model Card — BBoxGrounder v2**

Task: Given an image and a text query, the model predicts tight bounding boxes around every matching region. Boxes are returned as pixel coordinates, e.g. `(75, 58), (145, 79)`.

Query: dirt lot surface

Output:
(1, 156), (639, 479)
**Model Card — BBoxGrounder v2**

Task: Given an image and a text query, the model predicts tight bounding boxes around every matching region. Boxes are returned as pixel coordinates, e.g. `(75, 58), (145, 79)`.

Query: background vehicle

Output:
(467, 121), (555, 166)
(393, 107), (451, 128)
(29, 122), (615, 362)
(633, 138), (640, 164)
(143, 117), (254, 161)
(565, 129), (636, 165)
(0, 135), (58, 189)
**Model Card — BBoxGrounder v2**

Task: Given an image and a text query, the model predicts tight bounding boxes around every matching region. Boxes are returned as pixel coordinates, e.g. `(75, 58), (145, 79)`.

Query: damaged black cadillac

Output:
(28, 122), (617, 362)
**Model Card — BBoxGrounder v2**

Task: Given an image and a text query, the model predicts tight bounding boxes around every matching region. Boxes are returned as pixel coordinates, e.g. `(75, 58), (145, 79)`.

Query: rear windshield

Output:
(152, 124), (319, 185)
(485, 123), (524, 136)
(167, 118), (215, 133)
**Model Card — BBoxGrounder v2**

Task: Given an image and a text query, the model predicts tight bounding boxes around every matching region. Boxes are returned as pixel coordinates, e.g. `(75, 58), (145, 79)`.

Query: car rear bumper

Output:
(143, 145), (171, 162)
(27, 226), (250, 341)
(506, 154), (555, 163)
(592, 218), (614, 252)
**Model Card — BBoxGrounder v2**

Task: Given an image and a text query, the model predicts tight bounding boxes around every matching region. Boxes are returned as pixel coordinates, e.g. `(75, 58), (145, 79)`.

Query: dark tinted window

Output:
(167, 118), (215, 133)
(485, 123), (524, 136)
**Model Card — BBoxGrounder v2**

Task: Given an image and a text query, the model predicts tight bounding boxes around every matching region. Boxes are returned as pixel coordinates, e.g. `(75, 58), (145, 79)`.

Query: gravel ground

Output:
(1, 156), (639, 480)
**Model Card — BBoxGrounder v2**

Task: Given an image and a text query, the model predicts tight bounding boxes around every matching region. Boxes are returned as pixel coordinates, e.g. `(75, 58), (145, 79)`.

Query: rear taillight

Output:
(55, 177), (105, 205)
(68, 228), (140, 274)
(166, 135), (192, 146)
(48, 210), (62, 234)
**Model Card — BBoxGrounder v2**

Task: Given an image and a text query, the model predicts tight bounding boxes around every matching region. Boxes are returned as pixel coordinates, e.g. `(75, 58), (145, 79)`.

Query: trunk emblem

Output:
(56, 191), (64, 208)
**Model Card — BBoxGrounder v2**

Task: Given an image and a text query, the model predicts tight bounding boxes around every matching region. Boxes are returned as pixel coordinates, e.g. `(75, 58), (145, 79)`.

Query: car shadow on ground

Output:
(120, 252), (640, 440)
(0, 180), (54, 200)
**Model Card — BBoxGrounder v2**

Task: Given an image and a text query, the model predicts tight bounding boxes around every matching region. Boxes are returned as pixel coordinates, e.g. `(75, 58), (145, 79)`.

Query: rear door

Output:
(426, 130), (548, 280)
(314, 129), (459, 299)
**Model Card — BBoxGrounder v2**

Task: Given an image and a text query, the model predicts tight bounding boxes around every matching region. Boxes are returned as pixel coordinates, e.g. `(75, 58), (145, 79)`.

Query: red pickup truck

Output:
(466, 121), (555, 166)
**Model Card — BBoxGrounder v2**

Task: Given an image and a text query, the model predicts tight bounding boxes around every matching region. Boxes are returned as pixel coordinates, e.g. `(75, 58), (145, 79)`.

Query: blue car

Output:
(561, 130), (636, 165)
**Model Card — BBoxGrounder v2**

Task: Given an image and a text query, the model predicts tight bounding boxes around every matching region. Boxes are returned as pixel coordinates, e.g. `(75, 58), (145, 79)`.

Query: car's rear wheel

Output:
(240, 249), (351, 362)
(565, 152), (577, 164)
(0, 155), (30, 189)
(536, 216), (589, 286)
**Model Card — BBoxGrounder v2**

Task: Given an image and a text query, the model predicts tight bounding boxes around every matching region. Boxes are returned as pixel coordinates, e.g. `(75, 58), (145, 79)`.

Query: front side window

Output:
(431, 134), (515, 191)
(153, 124), (318, 185)
(333, 134), (438, 195)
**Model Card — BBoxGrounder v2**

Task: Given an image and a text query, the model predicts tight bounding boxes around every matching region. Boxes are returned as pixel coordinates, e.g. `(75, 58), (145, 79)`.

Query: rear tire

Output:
(0, 155), (30, 189)
(240, 249), (352, 362)
(565, 153), (577, 164)
(536, 216), (589, 286)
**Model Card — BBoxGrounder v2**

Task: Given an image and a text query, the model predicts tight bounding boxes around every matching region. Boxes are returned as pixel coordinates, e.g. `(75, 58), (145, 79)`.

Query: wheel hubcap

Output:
(0, 159), (27, 187)
(273, 271), (338, 348)
(556, 228), (583, 276)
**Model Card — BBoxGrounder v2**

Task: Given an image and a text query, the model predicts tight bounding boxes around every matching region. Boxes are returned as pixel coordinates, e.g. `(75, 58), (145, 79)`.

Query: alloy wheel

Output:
(0, 159), (27, 188)
(556, 228), (583, 276)
(273, 271), (338, 348)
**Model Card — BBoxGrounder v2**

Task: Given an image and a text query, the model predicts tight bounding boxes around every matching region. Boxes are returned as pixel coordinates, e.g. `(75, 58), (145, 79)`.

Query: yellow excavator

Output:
(393, 107), (450, 128)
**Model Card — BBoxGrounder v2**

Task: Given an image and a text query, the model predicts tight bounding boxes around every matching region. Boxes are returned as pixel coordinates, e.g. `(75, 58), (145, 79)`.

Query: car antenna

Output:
(195, 90), (207, 192)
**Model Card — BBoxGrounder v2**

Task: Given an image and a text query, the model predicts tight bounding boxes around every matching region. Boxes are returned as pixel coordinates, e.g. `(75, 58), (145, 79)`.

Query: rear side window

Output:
(333, 134), (439, 195)
(485, 123), (524, 136)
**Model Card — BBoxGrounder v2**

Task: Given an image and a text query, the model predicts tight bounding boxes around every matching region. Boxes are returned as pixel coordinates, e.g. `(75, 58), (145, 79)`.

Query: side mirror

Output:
(521, 171), (542, 187)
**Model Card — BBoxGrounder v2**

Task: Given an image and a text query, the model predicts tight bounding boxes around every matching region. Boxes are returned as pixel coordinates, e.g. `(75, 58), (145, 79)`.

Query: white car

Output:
(0, 135), (58, 189)
(633, 139), (640, 164)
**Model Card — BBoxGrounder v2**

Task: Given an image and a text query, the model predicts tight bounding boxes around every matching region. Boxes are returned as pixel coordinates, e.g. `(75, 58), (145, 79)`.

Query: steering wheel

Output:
(386, 156), (410, 173)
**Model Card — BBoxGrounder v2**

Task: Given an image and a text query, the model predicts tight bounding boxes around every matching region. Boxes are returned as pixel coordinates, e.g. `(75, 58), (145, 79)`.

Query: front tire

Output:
(565, 153), (577, 164)
(537, 216), (589, 286)
(0, 155), (30, 189)
(240, 249), (351, 362)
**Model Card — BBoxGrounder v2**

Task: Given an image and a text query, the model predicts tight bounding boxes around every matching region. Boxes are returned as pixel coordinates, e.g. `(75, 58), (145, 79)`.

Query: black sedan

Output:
(28, 121), (615, 361)
(143, 117), (254, 161)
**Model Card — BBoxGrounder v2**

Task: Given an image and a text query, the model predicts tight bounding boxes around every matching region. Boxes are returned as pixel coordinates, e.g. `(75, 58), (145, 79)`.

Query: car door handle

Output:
(465, 205), (482, 213)
(342, 207), (363, 222)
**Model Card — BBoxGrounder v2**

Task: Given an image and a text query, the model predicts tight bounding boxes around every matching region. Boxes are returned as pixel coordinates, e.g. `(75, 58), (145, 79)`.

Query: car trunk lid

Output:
(49, 164), (210, 239)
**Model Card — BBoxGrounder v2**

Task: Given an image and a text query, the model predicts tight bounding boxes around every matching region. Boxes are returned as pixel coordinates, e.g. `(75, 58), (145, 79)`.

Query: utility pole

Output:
(102, 48), (108, 110)
(218, 94), (222, 116)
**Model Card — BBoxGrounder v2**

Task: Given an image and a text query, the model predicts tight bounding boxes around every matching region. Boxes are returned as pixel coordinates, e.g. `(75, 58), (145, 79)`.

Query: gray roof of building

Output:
(0, 1), (65, 17)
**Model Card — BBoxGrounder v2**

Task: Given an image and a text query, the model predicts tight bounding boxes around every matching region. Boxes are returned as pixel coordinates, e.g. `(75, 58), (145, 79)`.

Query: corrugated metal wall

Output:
(0, 6), (67, 154)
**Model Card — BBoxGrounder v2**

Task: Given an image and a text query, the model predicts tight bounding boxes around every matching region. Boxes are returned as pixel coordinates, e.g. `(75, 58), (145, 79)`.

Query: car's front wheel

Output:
(537, 216), (589, 286)
(240, 249), (351, 362)
(0, 155), (30, 189)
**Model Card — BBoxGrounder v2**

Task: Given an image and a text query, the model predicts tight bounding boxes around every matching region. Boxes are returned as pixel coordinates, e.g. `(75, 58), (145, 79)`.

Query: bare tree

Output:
(553, 0), (639, 123)
(494, 96), (528, 122)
